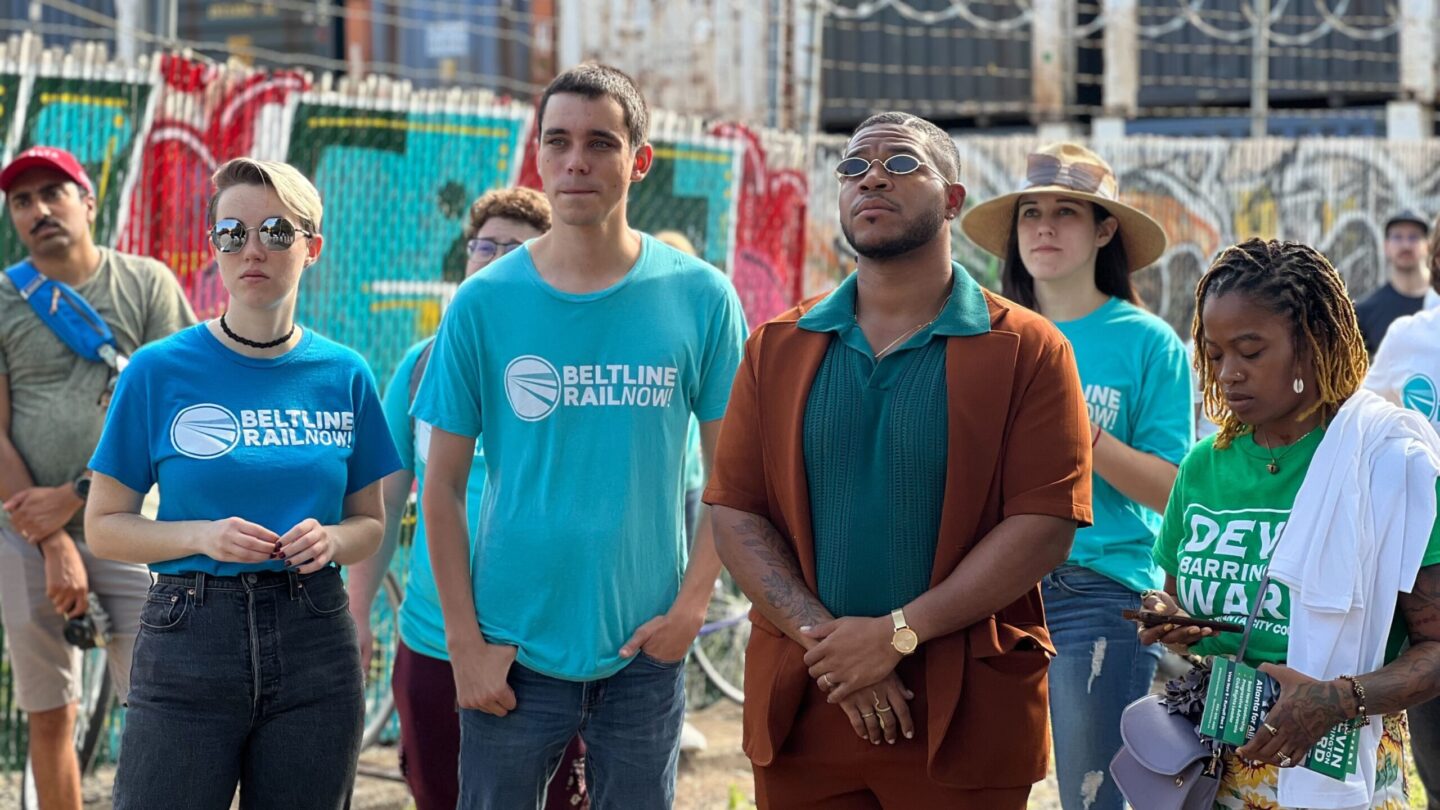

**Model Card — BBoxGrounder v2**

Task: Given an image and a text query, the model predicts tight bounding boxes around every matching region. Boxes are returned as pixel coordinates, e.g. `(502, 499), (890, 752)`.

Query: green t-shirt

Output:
(1155, 429), (1440, 666)
(0, 249), (196, 540)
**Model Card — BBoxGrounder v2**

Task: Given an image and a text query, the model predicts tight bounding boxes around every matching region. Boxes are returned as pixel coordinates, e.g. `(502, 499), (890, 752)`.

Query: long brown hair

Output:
(1000, 202), (1138, 311)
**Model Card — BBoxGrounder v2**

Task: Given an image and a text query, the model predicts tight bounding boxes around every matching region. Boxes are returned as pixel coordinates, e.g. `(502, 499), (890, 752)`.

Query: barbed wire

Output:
(818, 0), (1403, 44)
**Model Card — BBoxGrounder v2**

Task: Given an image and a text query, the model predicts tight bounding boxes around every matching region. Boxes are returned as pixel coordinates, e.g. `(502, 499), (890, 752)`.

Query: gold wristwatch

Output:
(890, 608), (919, 655)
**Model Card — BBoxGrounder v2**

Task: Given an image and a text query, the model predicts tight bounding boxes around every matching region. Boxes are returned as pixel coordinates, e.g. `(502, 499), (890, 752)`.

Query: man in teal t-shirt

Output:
(412, 65), (747, 809)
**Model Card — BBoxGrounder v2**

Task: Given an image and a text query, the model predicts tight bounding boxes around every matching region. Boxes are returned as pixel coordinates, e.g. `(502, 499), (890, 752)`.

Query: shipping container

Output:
(368, 0), (534, 95)
(1136, 0), (1399, 109)
(818, 0), (1032, 131)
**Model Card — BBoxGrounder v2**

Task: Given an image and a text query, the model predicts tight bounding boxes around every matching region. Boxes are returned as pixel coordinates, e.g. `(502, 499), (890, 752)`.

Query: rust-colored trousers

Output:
(752, 655), (1031, 809)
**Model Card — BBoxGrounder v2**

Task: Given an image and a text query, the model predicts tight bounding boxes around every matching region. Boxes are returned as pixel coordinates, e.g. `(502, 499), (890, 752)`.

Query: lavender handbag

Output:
(1109, 577), (1273, 810)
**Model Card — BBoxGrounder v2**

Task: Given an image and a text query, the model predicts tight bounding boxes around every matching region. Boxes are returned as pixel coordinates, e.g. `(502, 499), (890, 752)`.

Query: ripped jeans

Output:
(1042, 565), (1162, 810)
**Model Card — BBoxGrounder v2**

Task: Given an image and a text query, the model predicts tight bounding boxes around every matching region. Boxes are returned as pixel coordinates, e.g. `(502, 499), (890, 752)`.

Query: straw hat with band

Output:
(960, 143), (1168, 272)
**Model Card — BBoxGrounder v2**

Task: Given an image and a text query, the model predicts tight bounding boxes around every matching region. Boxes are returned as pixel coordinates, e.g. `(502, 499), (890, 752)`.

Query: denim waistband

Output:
(155, 566), (339, 604)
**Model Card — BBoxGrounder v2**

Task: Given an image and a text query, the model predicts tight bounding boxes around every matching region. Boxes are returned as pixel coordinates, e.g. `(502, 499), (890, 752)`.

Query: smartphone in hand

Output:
(1122, 609), (1244, 634)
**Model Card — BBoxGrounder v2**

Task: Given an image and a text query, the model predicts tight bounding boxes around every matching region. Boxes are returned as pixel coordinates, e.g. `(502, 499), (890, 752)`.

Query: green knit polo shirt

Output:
(797, 264), (990, 618)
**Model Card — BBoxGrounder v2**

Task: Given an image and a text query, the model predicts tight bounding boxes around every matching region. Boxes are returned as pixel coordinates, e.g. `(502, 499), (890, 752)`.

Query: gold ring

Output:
(1262, 722), (1279, 736)
(1278, 753), (1293, 768)
(820, 674), (833, 688)
(860, 712), (875, 719)
(876, 705), (893, 713)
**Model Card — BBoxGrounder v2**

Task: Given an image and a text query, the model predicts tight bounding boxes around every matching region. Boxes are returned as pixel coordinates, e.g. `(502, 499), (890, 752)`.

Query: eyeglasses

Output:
(467, 238), (524, 261)
(835, 154), (942, 181)
(210, 217), (314, 253)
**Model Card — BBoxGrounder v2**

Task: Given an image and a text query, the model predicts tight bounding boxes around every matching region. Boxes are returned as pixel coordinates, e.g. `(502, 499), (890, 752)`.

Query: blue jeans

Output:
(113, 567), (364, 810)
(458, 652), (685, 810)
(1042, 565), (1161, 810)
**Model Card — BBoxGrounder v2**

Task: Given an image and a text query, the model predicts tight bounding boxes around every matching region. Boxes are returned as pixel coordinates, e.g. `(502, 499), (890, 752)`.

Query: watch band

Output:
(891, 608), (907, 631)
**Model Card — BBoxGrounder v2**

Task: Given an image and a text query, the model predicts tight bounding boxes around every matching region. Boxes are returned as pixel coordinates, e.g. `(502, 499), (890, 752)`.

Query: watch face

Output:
(893, 628), (919, 655)
(74, 477), (91, 499)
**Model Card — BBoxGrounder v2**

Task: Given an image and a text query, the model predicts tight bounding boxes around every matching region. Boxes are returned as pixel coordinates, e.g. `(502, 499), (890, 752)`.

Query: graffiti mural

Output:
(120, 56), (311, 318)
(287, 99), (530, 384)
(627, 132), (741, 274)
(806, 135), (1440, 334)
(1, 71), (154, 268)
(708, 123), (807, 326)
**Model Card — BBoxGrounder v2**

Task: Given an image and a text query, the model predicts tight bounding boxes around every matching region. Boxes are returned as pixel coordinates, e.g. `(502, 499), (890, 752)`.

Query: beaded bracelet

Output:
(1338, 675), (1368, 731)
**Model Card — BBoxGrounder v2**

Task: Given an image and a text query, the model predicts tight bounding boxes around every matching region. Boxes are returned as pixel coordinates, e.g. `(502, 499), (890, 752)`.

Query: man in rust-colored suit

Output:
(705, 112), (1093, 808)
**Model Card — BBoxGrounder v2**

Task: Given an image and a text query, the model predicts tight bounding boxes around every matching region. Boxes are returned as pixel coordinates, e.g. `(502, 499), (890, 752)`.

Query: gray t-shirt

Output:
(0, 248), (196, 539)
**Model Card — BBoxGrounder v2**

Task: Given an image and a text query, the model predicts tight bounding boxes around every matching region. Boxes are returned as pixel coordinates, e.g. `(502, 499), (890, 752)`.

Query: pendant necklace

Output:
(1252, 425), (1320, 475)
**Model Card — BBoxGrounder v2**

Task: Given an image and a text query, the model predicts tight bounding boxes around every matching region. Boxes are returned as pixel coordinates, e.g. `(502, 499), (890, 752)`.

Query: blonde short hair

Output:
(208, 158), (324, 233)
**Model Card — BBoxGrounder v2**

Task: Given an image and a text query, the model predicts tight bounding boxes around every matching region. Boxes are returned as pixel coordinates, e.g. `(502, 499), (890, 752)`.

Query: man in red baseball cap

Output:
(0, 146), (95, 196)
(0, 146), (193, 810)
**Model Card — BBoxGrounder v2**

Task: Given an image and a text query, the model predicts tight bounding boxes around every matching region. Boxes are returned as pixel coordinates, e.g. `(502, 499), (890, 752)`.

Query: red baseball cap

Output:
(0, 146), (94, 194)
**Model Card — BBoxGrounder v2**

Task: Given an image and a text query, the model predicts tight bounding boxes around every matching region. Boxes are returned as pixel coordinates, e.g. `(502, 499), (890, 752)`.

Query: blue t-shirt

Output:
(382, 337), (487, 660)
(1053, 297), (1193, 592)
(89, 324), (401, 575)
(411, 234), (747, 681)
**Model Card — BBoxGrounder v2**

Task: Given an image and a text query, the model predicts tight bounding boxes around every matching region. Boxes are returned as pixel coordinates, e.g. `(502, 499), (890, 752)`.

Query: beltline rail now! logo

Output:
(503, 355), (679, 421)
(504, 356), (562, 421)
(171, 404), (241, 459)
(170, 404), (356, 458)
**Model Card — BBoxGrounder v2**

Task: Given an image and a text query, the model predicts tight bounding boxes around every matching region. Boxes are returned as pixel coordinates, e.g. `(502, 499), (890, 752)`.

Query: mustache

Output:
(30, 217), (60, 235)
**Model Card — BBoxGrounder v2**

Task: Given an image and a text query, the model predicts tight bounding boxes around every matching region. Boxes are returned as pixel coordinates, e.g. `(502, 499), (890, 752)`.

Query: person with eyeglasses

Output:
(346, 185), (590, 810)
(1355, 209), (1432, 355)
(959, 143), (1191, 810)
(0, 146), (195, 810)
(705, 112), (1092, 808)
(83, 157), (401, 809)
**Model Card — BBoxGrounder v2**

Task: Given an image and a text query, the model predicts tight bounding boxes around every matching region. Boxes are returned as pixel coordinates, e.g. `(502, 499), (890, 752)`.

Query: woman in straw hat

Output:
(961, 143), (1192, 810)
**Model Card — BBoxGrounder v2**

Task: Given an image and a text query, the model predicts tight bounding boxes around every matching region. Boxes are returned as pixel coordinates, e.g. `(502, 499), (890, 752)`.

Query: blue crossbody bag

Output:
(4, 259), (124, 371)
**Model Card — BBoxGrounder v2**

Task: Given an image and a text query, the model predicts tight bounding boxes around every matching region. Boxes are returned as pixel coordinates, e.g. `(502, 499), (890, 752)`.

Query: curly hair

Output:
(1192, 238), (1368, 449)
(466, 187), (551, 239)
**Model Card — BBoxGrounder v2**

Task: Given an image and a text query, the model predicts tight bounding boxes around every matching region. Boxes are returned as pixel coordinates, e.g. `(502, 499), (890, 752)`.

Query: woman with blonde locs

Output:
(961, 143), (1192, 810)
(84, 157), (401, 808)
(1141, 239), (1440, 808)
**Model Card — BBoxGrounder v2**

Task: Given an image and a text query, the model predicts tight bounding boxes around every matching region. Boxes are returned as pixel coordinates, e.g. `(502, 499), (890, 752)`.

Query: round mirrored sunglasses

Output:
(210, 216), (314, 254)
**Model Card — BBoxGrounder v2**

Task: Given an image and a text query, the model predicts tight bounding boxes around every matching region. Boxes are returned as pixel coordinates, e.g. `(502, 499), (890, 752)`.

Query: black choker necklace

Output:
(220, 312), (295, 349)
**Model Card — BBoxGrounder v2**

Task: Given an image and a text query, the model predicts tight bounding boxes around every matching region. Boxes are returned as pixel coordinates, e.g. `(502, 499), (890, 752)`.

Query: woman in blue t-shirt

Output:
(85, 158), (400, 810)
(962, 143), (1192, 810)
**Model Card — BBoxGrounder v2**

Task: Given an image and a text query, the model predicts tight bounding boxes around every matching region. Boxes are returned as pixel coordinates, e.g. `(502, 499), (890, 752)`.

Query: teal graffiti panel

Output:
(629, 140), (737, 271)
(0, 76), (152, 267)
(287, 104), (529, 384)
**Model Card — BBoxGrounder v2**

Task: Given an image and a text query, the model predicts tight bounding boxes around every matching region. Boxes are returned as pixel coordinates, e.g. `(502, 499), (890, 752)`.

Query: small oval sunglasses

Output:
(835, 154), (940, 180)
(210, 217), (315, 253)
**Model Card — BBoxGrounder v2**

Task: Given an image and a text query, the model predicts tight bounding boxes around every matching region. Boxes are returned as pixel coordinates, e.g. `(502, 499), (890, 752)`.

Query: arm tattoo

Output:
(1360, 565), (1440, 714)
(725, 512), (832, 630)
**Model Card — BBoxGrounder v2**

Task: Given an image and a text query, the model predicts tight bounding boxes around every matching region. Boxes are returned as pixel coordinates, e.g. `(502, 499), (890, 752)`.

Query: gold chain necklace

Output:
(1244, 425), (1321, 474)
(856, 289), (953, 361)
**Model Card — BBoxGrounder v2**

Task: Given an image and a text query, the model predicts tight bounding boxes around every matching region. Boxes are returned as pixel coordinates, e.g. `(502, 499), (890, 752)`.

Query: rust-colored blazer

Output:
(704, 284), (1093, 789)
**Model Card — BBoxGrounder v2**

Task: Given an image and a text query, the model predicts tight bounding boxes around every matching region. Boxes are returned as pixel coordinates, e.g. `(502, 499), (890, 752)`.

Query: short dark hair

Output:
(850, 112), (961, 184)
(538, 63), (649, 149)
(466, 187), (551, 239)
(1001, 202), (1137, 310)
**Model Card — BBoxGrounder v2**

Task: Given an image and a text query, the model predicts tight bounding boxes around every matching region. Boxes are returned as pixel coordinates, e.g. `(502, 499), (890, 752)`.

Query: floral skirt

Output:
(1214, 713), (1409, 810)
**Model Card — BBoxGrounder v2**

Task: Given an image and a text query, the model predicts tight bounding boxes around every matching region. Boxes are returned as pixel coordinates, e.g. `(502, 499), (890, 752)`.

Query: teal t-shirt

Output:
(683, 418), (704, 492)
(1154, 430), (1440, 666)
(381, 338), (488, 661)
(89, 325), (401, 575)
(411, 234), (747, 680)
(797, 265), (991, 618)
(1054, 297), (1192, 592)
